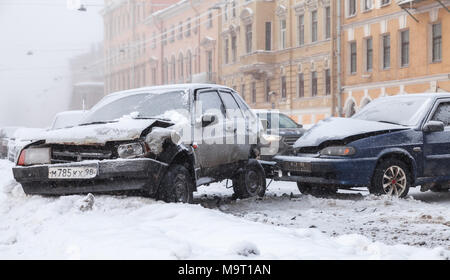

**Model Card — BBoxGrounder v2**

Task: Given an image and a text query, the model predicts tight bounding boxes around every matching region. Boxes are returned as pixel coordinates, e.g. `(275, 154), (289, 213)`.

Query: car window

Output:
(432, 102), (450, 127)
(279, 114), (299, 128)
(219, 91), (243, 118)
(81, 91), (189, 124)
(198, 91), (225, 116)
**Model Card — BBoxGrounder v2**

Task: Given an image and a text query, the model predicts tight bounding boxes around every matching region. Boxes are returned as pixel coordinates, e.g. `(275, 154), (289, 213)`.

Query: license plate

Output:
(48, 167), (98, 179)
(285, 161), (312, 173)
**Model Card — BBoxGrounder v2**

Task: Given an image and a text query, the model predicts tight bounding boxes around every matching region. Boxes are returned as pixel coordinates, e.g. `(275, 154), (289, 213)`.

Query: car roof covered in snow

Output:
(107, 84), (234, 98)
(378, 93), (450, 101)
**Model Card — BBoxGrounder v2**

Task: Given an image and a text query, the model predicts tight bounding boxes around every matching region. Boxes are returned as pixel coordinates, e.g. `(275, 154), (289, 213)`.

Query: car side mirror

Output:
(201, 113), (218, 127)
(423, 121), (445, 133)
(297, 123), (303, 129)
(260, 119), (269, 131)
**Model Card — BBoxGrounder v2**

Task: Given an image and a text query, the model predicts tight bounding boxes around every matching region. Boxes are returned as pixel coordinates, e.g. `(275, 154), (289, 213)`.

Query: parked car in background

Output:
(274, 93), (450, 198)
(255, 110), (306, 161)
(13, 84), (267, 203)
(50, 110), (86, 130)
(0, 127), (19, 159)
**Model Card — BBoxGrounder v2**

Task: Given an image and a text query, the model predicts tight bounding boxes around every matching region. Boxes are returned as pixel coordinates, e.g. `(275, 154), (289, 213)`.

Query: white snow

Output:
(0, 159), (448, 260)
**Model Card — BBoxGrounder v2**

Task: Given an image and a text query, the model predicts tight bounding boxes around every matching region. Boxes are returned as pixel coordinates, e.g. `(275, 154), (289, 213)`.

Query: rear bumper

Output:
(273, 155), (377, 187)
(13, 158), (168, 196)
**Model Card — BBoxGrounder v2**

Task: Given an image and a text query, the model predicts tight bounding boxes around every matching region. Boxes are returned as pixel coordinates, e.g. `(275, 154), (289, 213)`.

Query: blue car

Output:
(274, 93), (450, 198)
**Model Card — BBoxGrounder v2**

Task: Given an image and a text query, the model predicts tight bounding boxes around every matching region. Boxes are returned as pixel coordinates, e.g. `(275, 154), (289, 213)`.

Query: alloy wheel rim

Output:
(246, 170), (260, 194)
(382, 166), (407, 197)
(174, 176), (187, 202)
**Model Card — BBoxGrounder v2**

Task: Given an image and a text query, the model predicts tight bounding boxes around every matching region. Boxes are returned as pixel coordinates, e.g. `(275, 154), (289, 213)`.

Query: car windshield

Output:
(258, 113), (299, 129)
(81, 90), (189, 125)
(353, 96), (432, 126)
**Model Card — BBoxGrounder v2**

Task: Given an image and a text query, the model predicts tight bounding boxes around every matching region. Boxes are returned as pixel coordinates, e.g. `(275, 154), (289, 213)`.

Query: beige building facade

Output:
(341, 0), (450, 117)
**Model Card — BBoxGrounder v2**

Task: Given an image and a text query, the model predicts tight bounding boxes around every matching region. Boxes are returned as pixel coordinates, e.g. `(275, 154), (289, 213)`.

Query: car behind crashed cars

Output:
(12, 84), (267, 203)
(274, 93), (450, 198)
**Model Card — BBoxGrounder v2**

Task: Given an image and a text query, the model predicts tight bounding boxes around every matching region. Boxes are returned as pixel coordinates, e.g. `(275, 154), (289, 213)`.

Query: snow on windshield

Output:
(81, 90), (190, 125)
(353, 96), (432, 126)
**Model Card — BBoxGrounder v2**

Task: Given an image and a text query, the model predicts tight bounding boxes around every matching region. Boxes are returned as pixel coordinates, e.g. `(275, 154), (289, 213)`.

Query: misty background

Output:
(0, 0), (104, 128)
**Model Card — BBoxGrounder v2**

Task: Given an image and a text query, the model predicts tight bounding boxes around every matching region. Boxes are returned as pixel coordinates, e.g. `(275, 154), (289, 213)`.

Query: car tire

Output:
(370, 158), (411, 198)
(297, 183), (337, 196)
(232, 160), (266, 199)
(157, 164), (194, 204)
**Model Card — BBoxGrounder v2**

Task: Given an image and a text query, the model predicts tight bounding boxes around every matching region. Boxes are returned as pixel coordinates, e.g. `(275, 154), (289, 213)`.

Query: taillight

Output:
(17, 150), (26, 166)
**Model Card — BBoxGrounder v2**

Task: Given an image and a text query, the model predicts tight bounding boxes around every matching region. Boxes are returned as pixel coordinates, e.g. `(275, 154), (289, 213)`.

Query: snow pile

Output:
(0, 160), (448, 260)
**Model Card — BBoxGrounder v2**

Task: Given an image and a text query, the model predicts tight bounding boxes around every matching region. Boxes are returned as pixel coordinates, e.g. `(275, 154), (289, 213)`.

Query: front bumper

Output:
(274, 155), (377, 187)
(13, 158), (168, 196)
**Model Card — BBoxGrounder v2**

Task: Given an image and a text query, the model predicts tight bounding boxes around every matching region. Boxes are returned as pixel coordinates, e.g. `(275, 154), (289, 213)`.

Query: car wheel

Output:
(158, 164), (194, 204)
(370, 159), (411, 198)
(233, 160), (266, 199)
(297, 183), (337, 196)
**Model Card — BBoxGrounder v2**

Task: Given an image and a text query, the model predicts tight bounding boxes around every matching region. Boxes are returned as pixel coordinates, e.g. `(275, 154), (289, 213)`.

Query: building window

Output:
(280, 19), (287, 49)
(298, 15), (305, 46)
(265, 79), (271, 103)
(348, 0), (356, 16)
(171, 56), (176, 83)
(365, 37), (373, 72)
(246, 24), (253, 54)
(363, 0), (372, 11)
(241, 84), (246, 101)
(207, 51), (213, 81)
(186, 51), (192, 80)
(350, 41), (357, 74)
(251, 82), (256, 104)
(170, 25), (175, 43)
(224, 37), (229, 64)
(325, 6), (331, 39)
(381, 0), (390, 6)
(311, 71), (318, 97)
(231, 35), (237, 62)
(311, 11), (318, 43)
(207, 11), (213, 28)
(232, 1), (237, 18)
(401, 30), (409, 67)
(432, 23), (442, 62)
(178, 22), (183, 40)
(382, 34), (390, 69)
(186, 18), (191, 37)
(281, 76), (287, 99)
(298, 73), (304, 98)
(265, 22), (272, 51)
(325, 69), (331, 95)
(179, 54), (184, 82)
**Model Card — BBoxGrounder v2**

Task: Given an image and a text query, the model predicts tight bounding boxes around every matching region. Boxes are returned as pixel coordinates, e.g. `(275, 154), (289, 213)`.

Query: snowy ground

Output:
(0, 159), (448, 260)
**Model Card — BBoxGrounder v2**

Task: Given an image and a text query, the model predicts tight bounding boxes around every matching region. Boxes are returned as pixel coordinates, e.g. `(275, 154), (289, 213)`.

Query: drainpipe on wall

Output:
(337, 0), (343, 117)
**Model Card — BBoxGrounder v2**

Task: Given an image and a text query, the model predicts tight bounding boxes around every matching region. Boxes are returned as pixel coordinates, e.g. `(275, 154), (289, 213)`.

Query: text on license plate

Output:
(48, 167), (98, 179)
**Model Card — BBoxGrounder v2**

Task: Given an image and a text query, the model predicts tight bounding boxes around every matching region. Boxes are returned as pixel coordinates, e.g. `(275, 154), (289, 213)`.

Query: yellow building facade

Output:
(341, 0), (450, 117)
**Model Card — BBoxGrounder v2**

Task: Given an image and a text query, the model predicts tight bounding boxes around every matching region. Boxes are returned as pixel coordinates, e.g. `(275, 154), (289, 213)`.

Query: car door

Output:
(193, 89), (229, 174)
(423, 100), (450, 178)
(218, 90), (250, 163)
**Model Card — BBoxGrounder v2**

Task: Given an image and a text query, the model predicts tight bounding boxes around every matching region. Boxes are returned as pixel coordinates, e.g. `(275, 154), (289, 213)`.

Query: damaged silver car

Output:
(12, 84), (267, 203)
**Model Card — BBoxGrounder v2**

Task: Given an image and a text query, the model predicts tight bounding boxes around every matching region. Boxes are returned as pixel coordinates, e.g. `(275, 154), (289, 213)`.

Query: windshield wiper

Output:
(79, 121), (118, 126)
(378, 121), (404, 126)
(134, 117), (171, 122)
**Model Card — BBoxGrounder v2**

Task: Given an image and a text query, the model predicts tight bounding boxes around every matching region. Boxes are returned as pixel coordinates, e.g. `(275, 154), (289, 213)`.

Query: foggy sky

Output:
(0, 0), (103, 128)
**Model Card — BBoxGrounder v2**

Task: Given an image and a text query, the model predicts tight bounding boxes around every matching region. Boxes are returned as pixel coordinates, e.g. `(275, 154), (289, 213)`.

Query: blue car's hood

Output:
(294, 118), (408, 148)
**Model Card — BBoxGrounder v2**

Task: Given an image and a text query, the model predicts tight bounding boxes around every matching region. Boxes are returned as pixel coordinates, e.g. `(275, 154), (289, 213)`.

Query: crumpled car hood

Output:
(294, 117), (407, 148)
(42, 118), (159, 145)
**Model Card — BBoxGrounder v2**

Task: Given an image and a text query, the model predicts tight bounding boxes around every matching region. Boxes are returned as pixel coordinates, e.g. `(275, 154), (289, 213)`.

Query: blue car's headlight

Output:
(320, 146), (356, 156)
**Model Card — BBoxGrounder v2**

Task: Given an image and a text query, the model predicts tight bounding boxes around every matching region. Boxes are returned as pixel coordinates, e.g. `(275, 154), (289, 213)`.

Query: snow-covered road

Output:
(0, 160), (448, 260)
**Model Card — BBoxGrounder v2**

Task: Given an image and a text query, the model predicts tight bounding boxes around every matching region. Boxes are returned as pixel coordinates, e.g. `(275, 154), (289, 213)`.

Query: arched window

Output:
(178, 53), (184, 82)
(162, 58), (169, 85)
(346, 100), (356, 118)
(360, 98), (371, 108)
(186, 50), (192, 82)
(171, 56), (176, 84)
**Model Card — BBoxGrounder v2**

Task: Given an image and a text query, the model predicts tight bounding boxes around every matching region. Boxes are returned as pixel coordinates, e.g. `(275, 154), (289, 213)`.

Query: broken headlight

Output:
(320, 146), (356, 157)
(17, 148), (51, 166)
(117, 142), (145, 159)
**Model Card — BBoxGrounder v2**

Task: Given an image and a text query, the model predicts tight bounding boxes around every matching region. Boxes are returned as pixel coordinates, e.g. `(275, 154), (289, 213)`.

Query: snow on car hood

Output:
(42, 118), (160, 145)
(294, 117), (407, 148)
